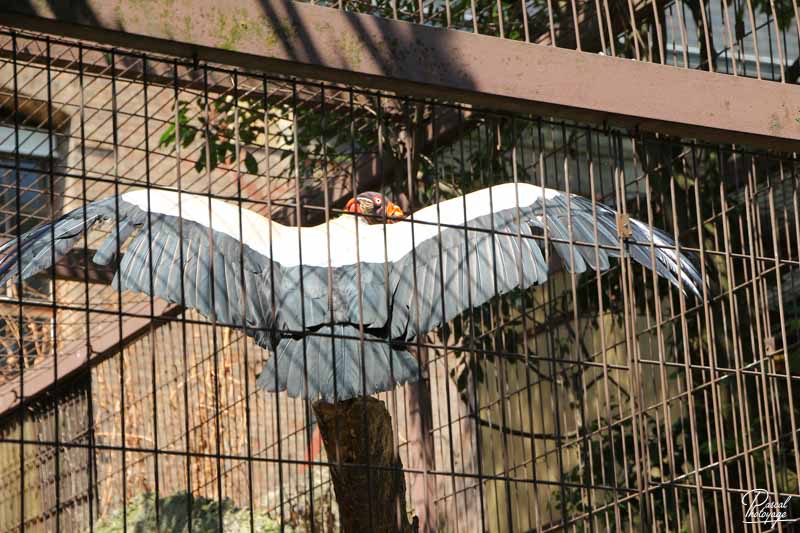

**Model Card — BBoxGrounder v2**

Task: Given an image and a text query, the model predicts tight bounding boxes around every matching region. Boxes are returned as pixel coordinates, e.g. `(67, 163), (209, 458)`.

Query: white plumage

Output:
(0, 183), (703, 401)
(122, 183), (560, 267)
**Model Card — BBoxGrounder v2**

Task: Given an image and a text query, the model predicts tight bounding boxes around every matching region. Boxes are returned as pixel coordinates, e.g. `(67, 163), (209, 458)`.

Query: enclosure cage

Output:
(0, 1), (799, 532)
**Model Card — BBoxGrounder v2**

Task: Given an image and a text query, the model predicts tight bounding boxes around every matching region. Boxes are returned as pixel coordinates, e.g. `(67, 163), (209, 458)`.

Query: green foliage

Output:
(311, 0), (537, 39)
(553, 416), (695, 531)
(158, 101), (196, 153)
(158, 96), (262, 174)
(92, 492), (288, 533)
(746, 0), (797, 31)
(157, 91), (404, 180)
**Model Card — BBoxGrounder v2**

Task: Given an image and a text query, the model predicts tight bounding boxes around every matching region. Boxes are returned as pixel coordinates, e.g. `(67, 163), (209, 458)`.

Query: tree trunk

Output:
(312, 397), (416, 533)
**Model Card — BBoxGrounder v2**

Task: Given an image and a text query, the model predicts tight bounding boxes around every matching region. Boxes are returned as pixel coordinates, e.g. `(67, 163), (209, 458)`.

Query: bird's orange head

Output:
(345, 191), (404, 223)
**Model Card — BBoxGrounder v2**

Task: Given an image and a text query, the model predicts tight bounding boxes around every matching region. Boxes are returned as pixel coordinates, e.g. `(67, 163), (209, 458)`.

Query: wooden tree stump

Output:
(312, 397), (416, 533)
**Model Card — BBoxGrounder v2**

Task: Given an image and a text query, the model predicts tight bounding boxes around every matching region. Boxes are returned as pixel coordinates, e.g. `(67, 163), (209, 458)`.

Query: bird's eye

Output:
(374, 197), (382, 205)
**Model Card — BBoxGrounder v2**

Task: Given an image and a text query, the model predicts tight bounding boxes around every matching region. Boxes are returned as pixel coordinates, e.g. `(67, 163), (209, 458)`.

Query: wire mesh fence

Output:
(0, 23), (798, 533)
(301, 0), (800, 82)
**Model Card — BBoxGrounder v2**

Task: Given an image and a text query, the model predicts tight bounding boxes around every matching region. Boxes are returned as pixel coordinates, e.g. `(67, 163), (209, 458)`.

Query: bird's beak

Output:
(345, 198), (361, 214)
(386, 201), (404, 221)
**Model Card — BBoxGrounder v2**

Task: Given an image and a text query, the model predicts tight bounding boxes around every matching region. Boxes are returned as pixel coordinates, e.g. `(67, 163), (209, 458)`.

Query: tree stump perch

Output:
(313, 397), (416, 533)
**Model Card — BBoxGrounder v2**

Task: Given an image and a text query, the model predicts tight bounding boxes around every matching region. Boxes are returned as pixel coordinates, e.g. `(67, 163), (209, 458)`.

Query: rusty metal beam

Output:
(0, 299), (183, 419)
(2, 1), (799, 151)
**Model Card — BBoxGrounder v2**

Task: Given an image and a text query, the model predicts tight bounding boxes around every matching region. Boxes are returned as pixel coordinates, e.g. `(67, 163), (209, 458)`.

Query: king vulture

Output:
(0, 183), (702, 401)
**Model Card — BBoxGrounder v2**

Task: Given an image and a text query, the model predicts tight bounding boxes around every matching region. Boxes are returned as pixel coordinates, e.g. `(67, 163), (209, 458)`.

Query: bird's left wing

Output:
(0, 189), (283, 349)
(350, 182), (703, 339)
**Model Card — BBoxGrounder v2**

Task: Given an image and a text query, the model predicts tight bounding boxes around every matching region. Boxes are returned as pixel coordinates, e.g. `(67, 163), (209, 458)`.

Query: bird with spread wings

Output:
(0, 182), (702, 401)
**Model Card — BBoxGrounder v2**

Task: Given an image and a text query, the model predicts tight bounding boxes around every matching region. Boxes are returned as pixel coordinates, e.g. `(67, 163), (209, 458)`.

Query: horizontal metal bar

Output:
(0, 299), (183, 419)
(2, 0), (799, 150)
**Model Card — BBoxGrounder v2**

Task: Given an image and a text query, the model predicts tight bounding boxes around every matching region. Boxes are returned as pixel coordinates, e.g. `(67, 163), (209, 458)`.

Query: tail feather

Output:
(257, 325), (419, 401)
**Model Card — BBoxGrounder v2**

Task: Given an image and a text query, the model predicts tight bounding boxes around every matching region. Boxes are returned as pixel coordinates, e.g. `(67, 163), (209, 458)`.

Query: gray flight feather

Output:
(0, 185), (703, 403)
(257, 324), (419, 402)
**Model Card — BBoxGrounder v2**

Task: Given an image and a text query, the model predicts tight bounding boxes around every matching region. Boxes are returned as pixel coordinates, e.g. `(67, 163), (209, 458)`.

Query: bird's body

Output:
(0, 183), (703, 401)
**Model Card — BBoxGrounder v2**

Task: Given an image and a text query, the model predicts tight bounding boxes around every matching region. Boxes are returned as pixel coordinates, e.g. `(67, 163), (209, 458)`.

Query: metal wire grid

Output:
(303, 0), (800, 81)
(0, 26), (797, 532)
